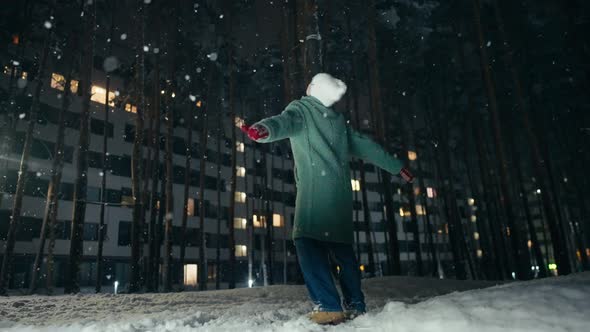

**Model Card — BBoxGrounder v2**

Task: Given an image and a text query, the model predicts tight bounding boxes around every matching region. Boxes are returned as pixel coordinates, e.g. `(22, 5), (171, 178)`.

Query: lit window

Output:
(359, 264), (365, 272)
(253, 215), (266, 228)
(187, 198), (195, 216)
(527, 240), (533, 248)
(426, 187), (436, 198)
(273, 214), (284, 227)
(415, 205), (426, 216)
(125, 103), (138, 113)
(351, 179), (361, 191)
(408, 151), (417, 161)
(473, 232), (480, 240)
(467, 198), (475, 206)
(90, 85), (115, 106)
(20, 71), (28, 80)
(234, 218), (247, 229)
(235, 245), (247, 257)
(399, 208), (411, 217)
(236, 166), (246, 177)
(183, 264), (197, 286)
(12, 34), (19, 45)
(235, 192), (246, 203)
(470, 215), (477, 222)
(236, 141), (245, 153)
(50, 73), (78, 93)
(476, 250), (483, 258)
(3, 65), (11, 75)
(196, 100), (202, 108)
(414, 187), (421, 195)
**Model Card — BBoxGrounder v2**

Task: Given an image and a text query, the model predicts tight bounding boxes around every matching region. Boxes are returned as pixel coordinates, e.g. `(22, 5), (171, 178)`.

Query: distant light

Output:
(408, 150), (417, 161)
(467, 198), (475, 206)
(548, 263), (557, 270)
(359, 264), (365, 272)
(143, 45), (149, 52)
(248, 279), (254, 288)
(160, 89), (165, 94)
(511, 272), (516, 279)
(114, 281), (119, 294)
(527, 240), (533, 248)
(196, 100), (202, 108)
(536, 189), (541, 194)
(171, 92), (176, 98)
(476, 249), (483, 258)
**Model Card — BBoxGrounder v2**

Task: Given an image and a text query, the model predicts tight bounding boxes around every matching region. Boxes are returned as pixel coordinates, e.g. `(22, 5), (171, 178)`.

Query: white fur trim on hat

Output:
(307, 73), (347, 107)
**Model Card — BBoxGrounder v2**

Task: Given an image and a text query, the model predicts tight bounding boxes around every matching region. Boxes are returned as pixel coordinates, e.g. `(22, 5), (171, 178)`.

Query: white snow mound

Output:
(0, 273), (588, 332)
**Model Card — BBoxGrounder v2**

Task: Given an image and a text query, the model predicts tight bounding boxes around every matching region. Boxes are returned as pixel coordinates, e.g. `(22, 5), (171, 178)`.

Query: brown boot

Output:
(309, 311), (346, 325)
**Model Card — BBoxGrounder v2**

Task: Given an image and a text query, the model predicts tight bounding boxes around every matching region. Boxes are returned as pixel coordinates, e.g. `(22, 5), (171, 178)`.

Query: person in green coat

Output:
(241, 73), (414, 325)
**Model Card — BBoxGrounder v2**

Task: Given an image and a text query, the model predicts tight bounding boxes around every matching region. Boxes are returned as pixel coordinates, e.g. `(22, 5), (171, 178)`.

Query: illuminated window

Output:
(273, 214), (284, 227)
(527, 240), (533, 249)
(408, 151), (417, 161)
(12, 34), (19, 45)
(415, 205), (426, 216)
(236, 141), (245, 153)
(235, 191), (246, 203)
(183, 264), (197, 287)
(253, 215), (266, 228)
(234, 218), (247, 230)
(125, 103), (138, 113)
(351, 179), (361, 191)
(235, 245), (247, 257)
(467, 198), (475, 206)
(473, 232), (480, 240)
(234, 116), (244, 128)
(470, 215), (477, 222)
(3, 65), (11, 75)
(399, 208), (411, 217)
(476, 250), (483, 258)
(90, 85), (115, 106)
(426, 187), (436, 198)
(187, 198), (195, 216)
(50, 73), (78, 93)
(359, 264), (365, 272)
(236, 166), (246, 177)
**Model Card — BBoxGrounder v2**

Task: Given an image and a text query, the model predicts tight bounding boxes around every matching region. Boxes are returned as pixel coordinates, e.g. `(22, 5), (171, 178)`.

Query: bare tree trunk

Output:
(470, 0), (532, 279)
(366, 0), (401, 275)
(297, 0), (322, 83)
(179, 99), (194, 289)
(29, 33), (76, 295)
(198, 67), (213, 291)
(162, 0), (180, 292)
(0, 3), (52, 295)
(129, 1), (147, 293)
(490, 0), (568, 276)
(95, 7), (115, 293)
(147, 23), (162, 292)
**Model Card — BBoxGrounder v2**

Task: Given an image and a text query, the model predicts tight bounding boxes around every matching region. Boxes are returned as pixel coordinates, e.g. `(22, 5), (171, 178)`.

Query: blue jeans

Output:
(295, 237), (366, 313)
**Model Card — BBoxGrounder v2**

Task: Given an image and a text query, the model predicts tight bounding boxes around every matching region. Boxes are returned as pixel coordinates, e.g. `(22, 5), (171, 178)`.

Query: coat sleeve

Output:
(253, 101), (304, 143)
(347, 127), (403, 175)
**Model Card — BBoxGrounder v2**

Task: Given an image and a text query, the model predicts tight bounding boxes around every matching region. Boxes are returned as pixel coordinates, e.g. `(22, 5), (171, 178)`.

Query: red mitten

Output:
(240, 124), (269, 141)
(400, 168), (414, 183)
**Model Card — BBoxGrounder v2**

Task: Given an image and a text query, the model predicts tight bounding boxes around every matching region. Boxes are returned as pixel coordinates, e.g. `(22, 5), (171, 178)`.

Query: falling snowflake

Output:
(207, 52), (218, 61)
(120, 33), (127, 40)
(189, 95), (196, 102)
(143, 45), (149, 52)
(153, 48), (160, 54)
(44, 21), (52, 29)
(19, 113), (26, 119)
(103, 56), (119, 72)
(486, 41), (491, 47)
(184, 74), (191, 81)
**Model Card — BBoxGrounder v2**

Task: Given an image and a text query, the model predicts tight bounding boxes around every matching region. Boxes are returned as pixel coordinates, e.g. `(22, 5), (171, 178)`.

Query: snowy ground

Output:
(0, 273), (588, 332)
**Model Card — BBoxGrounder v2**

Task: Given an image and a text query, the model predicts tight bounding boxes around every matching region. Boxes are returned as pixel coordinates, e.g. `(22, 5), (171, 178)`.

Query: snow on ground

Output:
(0, 273), (588, 332)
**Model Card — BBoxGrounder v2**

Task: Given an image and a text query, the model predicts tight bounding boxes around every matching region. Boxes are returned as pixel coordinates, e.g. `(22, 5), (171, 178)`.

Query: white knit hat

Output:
(307, 73), (347, 107)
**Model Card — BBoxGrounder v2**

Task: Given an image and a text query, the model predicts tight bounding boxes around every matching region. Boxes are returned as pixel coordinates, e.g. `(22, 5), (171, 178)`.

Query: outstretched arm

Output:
(241, 103), (304, 143)
(348, 128), (414, 182)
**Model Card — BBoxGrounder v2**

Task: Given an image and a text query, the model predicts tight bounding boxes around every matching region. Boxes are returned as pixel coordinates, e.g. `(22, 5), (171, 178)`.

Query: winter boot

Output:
(309, 311), (347, 325)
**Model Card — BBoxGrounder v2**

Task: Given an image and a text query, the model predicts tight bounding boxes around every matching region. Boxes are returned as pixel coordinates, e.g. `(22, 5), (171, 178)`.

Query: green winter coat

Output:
(255, 96), (402, 244)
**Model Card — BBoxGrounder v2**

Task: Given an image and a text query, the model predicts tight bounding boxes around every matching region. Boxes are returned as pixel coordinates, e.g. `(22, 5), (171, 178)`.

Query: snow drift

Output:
(0, 273), (588, 332)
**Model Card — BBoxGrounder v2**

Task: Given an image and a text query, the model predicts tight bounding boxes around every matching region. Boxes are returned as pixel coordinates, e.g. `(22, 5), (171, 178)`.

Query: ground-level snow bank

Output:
(0, 273), (587, 332)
